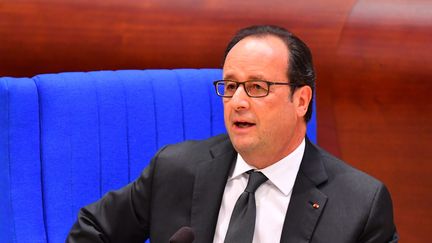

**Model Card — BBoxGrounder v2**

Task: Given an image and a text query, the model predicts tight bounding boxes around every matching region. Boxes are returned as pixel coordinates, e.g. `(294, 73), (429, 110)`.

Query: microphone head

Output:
(169, 226), (195, 243)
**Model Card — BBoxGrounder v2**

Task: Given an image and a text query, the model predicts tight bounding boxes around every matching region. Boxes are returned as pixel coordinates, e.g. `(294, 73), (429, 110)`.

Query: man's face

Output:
(223, 35), (308, 166)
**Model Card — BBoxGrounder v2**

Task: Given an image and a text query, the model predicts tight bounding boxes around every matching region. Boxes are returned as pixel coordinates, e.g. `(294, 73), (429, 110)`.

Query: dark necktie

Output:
(224, 170), (268, 243)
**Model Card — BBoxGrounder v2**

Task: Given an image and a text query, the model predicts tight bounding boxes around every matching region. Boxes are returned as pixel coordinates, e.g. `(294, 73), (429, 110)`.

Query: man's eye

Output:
(253, 84), (263, 90)
(226, 83), (237, 90)
(251, 82), (267, 91)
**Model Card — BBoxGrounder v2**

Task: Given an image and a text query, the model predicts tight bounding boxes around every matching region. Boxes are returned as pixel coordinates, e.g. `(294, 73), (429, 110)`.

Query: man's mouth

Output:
(234, 121), (255, 128)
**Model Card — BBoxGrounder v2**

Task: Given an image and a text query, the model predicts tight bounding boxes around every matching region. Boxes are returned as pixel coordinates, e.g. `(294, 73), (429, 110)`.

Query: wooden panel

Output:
(334, 0), (432, 241)
(0, 0), (353, 77)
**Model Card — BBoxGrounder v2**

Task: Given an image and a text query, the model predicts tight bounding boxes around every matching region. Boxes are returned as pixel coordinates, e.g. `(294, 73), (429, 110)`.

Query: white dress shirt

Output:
(213, 139), (305, 243)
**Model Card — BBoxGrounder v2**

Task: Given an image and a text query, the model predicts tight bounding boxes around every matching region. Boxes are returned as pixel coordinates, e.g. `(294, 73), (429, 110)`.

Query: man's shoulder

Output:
(156, 133), (232, 162)
(311, 142), (387, 196)
(306, 144), (397, 243)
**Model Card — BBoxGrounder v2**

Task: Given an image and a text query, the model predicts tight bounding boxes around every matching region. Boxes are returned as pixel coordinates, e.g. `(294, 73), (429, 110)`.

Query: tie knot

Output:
(245, 171), (268, 193)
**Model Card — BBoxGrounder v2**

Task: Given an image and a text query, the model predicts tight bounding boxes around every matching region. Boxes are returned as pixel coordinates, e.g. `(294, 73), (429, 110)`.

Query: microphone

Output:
(169, 226), (195, 243)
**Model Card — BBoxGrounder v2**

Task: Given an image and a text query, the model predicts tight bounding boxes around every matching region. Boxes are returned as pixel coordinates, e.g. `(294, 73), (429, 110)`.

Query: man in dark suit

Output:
(67, 25), (398, 242)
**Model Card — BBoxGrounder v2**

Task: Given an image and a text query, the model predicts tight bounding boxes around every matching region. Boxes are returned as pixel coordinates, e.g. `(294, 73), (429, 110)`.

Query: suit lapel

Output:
(191, 139), (236, 243)
(280, 139), (328, 243)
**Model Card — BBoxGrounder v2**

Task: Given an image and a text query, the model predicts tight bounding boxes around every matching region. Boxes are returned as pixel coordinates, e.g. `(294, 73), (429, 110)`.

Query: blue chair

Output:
(0, 69), (316, 243)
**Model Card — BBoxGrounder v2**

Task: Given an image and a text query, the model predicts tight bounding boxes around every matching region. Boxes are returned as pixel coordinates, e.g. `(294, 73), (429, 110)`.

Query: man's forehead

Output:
(223, 72), (268, 80)
(226, 35), (287, 58)
(223, 35), (289, 80)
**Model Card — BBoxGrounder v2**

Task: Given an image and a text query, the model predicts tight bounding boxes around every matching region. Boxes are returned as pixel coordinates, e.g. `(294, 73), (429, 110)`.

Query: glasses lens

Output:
(245, 81), (268, 97)
(216, 81), (237, 97)
(216, 81), (226, 96)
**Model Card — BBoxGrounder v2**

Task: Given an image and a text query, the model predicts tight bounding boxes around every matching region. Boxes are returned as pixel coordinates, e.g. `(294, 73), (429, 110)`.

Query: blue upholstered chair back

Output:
(0, 69), (317, 243)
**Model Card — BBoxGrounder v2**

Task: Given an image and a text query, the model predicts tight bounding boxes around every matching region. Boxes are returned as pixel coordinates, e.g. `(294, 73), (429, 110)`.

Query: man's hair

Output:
(222, 25), (316, 123)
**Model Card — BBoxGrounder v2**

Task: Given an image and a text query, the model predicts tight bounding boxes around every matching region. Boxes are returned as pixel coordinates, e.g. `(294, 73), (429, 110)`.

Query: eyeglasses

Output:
(213, 80), (302, 98)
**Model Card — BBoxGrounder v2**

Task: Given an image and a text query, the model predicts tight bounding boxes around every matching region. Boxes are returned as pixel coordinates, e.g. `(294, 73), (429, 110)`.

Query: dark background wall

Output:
(1, 0), (431, 242)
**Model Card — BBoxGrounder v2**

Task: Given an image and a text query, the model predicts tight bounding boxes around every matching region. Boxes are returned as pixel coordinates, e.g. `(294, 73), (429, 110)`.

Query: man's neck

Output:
(241, 132), (306, 169)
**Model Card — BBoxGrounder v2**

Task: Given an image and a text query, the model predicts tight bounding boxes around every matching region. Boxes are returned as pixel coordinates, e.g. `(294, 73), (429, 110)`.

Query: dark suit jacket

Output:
(67, 134), (398, 243)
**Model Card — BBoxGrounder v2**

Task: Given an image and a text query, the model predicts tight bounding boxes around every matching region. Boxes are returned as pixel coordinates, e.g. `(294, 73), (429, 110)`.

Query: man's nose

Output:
(230, 85), (250, 110)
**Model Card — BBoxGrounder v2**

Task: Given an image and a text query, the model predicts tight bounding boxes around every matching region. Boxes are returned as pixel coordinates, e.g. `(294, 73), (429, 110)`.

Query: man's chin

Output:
(230, 138), (257, 154)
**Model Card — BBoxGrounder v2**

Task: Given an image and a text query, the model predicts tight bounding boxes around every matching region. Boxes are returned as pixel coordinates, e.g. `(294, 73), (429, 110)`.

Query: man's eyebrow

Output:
(223, 74), (236, 80)
(222, 74), (267, 81)
(248, 75), (266, 80)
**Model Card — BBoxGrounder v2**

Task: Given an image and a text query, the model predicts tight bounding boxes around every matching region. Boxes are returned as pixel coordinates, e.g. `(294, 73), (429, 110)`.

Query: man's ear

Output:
(295, 86), (312, 117)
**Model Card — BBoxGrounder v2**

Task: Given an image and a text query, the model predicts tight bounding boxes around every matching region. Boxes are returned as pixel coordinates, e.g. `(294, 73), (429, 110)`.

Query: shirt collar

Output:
(229, 138), (305, 196)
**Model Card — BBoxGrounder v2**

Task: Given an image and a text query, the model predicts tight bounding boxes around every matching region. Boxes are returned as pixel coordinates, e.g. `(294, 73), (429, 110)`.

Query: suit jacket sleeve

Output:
(359, 183), (399, 243)
(66, 146), (166, 243)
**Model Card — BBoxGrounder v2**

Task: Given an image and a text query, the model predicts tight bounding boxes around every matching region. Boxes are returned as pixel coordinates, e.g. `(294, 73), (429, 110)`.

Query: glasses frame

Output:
(213, 80), (303, 98)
